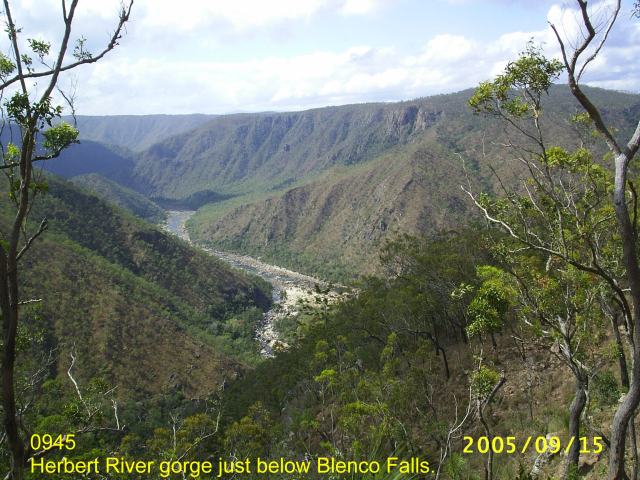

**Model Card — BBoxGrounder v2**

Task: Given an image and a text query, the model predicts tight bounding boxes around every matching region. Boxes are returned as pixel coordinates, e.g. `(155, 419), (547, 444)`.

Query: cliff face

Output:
(44, 87), (640, 280)
(130, 100), (448, 199)
(184, 87), (640, 280)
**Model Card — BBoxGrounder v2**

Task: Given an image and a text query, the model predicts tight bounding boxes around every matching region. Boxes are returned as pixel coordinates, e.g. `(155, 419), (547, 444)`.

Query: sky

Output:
(5, 0), (639, 115)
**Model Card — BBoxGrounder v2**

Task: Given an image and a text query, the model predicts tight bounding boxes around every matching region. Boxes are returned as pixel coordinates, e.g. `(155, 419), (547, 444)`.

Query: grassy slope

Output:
(9, 175), (271, 399)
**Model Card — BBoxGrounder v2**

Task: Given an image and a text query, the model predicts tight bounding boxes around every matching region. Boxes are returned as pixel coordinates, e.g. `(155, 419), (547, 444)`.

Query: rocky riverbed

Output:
(162, 210), (329, 357)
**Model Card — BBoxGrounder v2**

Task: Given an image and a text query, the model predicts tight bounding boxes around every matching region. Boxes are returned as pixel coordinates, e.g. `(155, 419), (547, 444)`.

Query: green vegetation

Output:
(188, 86), (639, 282)
(5, 72), (638, 480)
(3, 175), (272, 389)
(217, 229), (596, 479)
(0, 174), (273, 476)
(71, 173), (166, 223)
(2, 2), (639, 479)
(39, 82), (639, 284)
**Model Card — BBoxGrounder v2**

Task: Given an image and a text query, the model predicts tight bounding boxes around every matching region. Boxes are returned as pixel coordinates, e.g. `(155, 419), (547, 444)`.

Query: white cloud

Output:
(140, 0), (326, 31)
(340, 0), (383, 15)
(135, 0), (390, 31)
(68, 34), (489, 114)
(413, 35), (475, 63)
(17, 0), (637, 115)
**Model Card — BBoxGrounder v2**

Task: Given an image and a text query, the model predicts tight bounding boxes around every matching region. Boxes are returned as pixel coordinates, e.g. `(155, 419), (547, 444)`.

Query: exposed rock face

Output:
(49, 87), (640, 281)
(130, 100), (451, 199)
(186, 87), (640, 280)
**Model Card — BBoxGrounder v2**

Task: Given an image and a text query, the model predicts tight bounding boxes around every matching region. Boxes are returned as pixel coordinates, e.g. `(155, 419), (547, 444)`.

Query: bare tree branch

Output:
(0, 1), (134, 93)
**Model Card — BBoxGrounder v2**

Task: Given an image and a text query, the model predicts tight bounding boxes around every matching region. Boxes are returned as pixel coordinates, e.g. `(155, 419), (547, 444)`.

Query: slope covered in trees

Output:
(187, 86), (639, 280)
(4, 175), (271, 398)
(71, 173), (166, 223)
(218, 230), (617, 479)
(34, 138), (135, 185)
(45, 87), (640, 281)
(128, 86), (637, 198)
(2, 1), (639, 479)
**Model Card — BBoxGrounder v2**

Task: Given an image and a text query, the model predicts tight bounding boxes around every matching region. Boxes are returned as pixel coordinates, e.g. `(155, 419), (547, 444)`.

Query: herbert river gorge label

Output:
(30, 456), (431, 478)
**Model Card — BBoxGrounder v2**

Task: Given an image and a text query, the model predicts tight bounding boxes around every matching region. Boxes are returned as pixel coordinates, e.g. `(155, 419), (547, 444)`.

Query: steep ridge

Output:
(190, 137), (467, 280)
(128, 86), (639, 202)
(186, 86), (640, 280)
(38, 87), (640, 280)
(71, 173), (166, 223)
(10, 175), (271, 398)
(71, 114), (215, 151)
(130, 98), (449, 199)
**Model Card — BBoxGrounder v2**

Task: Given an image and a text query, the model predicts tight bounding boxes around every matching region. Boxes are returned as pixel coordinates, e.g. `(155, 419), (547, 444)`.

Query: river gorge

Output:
(163, 210), (328, 356)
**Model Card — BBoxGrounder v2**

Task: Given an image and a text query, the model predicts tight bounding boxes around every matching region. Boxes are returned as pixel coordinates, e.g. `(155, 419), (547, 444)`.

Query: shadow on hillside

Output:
(152, 189), (236, 210)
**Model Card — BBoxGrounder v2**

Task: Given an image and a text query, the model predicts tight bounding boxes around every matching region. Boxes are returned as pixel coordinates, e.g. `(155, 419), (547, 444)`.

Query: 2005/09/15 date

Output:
(463, 436), (603, 455)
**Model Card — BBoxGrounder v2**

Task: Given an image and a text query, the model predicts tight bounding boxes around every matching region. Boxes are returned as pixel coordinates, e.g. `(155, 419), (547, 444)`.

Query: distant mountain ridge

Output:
(181, 86), (640, 279)
(41, 139), (135, 181)
(11, 176), (271, 397)
(46, 86), (640, 280)
(129, 99), (448, 198)
(69, 114), (215, 151)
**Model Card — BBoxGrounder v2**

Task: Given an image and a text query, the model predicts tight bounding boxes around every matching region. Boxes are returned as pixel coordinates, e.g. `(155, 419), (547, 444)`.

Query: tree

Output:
(547, 3), (640, 477)
(476, 257), (608, 477)
(466, 1), (640, 477)
(224, 402), (274, 458)
(469, 364), (505, 480)
(380, 232), (486, 378)
(0, 2), (133, 478)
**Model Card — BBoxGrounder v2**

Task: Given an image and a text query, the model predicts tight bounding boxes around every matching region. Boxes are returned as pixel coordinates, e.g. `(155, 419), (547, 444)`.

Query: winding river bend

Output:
(163, 210), (326, 357)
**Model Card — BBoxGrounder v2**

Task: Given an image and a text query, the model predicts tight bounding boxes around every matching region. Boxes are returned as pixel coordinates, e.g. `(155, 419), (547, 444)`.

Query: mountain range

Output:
(45, 85), (640, 280)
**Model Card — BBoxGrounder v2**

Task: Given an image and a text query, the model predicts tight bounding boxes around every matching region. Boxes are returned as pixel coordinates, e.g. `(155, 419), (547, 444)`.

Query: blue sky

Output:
(7, 0), (639, 115)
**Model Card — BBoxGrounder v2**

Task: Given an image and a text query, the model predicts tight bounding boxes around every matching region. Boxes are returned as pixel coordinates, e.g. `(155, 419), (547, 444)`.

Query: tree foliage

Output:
(0, 2), (133, 478)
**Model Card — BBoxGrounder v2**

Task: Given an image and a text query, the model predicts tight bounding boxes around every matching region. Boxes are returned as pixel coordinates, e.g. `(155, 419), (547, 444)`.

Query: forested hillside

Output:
(0, 1), (640, 480)
(4, 1), (640, 480)
(190, 137), (467, 280)
(128, 86), (637, 198)
(71, 173), (166, 223)
(208, 59), (640, 478)
(6, 175), (271, 398)
(71, 114), (215, 151)
(46, 87), (640, 281)
(187, 86), (640, 280)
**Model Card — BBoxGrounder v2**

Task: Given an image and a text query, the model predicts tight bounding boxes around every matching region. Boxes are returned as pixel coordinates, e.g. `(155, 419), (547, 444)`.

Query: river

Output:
(162, 210), (327, 357)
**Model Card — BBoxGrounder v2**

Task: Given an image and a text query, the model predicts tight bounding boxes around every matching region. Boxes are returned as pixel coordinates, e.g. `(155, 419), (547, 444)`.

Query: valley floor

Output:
(163, 210), (330, 356)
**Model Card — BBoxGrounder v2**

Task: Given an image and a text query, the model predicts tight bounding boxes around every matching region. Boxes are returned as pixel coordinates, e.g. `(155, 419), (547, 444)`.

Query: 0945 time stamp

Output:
(463, 436), (604, 455)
